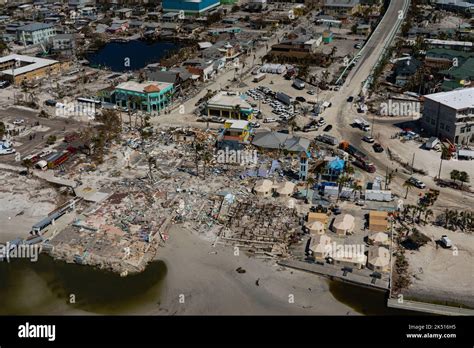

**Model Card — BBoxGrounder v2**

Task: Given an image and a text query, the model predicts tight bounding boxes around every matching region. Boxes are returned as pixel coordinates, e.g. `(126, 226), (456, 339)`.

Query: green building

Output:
(114, 80), (174, 113)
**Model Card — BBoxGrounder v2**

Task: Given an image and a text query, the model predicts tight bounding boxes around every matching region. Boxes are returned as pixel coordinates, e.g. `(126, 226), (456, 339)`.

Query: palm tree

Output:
(345, 164), (355, 176)
(336, 175), (349, 202)
(306, 177), (315, 199)
(403, 180), (414, 199)
(288, 119), (297, 134)
(423, 209), (433, 225)
(351, 182), (362, 201)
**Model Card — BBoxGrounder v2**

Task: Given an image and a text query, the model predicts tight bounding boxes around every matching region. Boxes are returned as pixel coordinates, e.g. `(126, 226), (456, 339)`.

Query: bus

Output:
(76, 97), (101, 108)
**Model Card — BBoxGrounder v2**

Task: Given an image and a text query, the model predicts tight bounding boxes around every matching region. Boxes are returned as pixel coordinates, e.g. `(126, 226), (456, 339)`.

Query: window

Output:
(440, 123), (445, 130)
(446, 126), (450, 132)
(461, 127), (466, 133)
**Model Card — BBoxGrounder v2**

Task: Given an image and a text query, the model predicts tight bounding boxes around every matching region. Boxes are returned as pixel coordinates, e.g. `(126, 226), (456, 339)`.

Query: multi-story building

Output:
(421, 88), (474, 145)
(323, 0), (361, 15)
(270, 34), (322, 59)
(16, 22), (56, 45)
(162, 0), (221, 15)
(52, 34), (76, 56)
(114, 81), (174, 113)
(0, 54), (62, 85)
(206, 91), (254, 120)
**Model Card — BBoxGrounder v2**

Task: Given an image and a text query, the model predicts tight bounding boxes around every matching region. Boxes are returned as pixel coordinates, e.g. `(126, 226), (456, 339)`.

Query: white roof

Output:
(424, 88), (474, 110)
(0, 54), (58, 76)
(115, 80), (173, 93)
(207, 92), (252, 109)
(425, 38), (473, 48)
(226, 119), (249, 129)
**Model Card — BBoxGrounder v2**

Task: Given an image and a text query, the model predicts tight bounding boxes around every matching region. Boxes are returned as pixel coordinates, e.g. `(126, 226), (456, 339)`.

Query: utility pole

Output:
(371, 112), (375, 137)
(411, 153), (415, 174)
(437, 157), (443, 180)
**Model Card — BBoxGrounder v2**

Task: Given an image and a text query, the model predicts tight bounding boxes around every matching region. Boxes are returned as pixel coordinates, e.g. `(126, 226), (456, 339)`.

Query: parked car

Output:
(44, 99), (58, 107)
(296, 96), (306, 103)
(373, 143), (384, 152)
(307, 89), (316, 95)
(0, 81), (10, 89)
(439, 235), (452, 248)
(13, 119), (25, 125)
(323, 125), (332, 132)
(407, 177), (426, 189)
(263, 118), (276, 123)
(347, 96), (354, 103)
(362, 135), (375, 143)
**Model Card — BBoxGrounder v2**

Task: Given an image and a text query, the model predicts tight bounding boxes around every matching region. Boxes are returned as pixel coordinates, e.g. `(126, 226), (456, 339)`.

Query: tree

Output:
(459, 171), (470, 188)
(403, 180), (414, 199)
(423, 209), (433, 225)
(306, 177), (315, 199)
(450, 169), (460, 184)
(201, 150), (212, 178)
(0, 121), (5, 139)
(336, 175), (350, 202)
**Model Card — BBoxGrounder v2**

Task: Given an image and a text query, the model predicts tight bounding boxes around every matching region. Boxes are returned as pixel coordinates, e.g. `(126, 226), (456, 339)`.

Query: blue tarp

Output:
(328, 157), (345, 171)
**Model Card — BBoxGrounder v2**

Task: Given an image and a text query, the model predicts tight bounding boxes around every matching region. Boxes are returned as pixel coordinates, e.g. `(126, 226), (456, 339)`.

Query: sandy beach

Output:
(143, 225), (357, 315)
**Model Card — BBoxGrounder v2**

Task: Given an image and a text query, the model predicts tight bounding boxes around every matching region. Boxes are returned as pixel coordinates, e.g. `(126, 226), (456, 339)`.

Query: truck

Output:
(339, 141), (376, 173)
(439, 235), (452, 248)
(276, 92), (293, 106)
(315, 134), (338, 146)
(353, 118), (371, 132)
(292, 79), (305, 90)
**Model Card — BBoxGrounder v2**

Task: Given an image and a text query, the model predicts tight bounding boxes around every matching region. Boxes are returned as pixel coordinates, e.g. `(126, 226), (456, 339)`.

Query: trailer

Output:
(46, 151), (70, 169)
(253, 73), (266, 83)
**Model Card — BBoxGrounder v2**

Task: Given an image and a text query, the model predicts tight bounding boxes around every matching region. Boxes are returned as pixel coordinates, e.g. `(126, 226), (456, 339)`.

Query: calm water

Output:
(86, 40), (181, 72)
(329, 280), (424, 315)
(0, 255), (167, 315)
(0, 255), (422, 315)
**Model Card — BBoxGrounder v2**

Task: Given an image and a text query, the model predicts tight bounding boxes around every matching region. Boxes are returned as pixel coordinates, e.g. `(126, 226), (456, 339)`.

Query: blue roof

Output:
(328, 157), (345, 171)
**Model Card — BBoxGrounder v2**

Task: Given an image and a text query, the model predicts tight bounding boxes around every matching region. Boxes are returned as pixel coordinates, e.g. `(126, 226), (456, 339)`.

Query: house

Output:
(305, 220), (325, 235)
(323, 0), (361, 16)
(331, 214), (355, 235)
(52, 34), (75, 56)
(274, 181), (296, 197)
(440, 58), (474, 91)
(145, 67), (192, 91)
(16, 22), (56, 45)
(308, 212), (329, 226)
(392, 57), (422, 87)
(115, 8), (133, 19)
(270, 33), (322, 59)
(181, 58), (215, 81)
(252, 131), (311, 154)
(368, 232), (390, 246)
(107, 20), (129, 34)
(424, 38), (473, 52)
(253, 179), (273, 197)
(332, 252), (367, 270)
(309, 234), (332, 261)
(367, 246), (390, 272)
(162, 0), (221, 15)
(356, 23), (371, 36)
(220, 119), (251, 143)
(368, 211), (389, 232)
(114, 80), (174, 114)
(425, 49), (474, 69)
(420, 88), (474, 145)
(205, 91), (254, 120)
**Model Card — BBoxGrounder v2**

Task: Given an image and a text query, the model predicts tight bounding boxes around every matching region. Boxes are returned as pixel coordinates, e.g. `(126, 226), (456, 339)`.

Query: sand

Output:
(404, 225), (474, 308)
(143, 225), (357, 315)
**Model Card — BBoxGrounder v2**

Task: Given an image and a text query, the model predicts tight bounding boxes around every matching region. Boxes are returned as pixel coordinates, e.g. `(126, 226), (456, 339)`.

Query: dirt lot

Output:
(0, 170), (59, 243)
(403, 225), (474, 308)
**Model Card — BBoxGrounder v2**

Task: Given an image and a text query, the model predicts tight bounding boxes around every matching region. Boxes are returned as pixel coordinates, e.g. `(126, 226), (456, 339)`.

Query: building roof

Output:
(207, 92), (252, 110)
(275, 181), (296, 195)
(225, 119), (249, 130)
(333, 214), (355, 231)
(251, 131), (310, 153)
(424, 88), (474, 110)
(369, 232), (389, 243)
(0, 54), (58, 76)
(253, 179), (273, 193)
(368, 246), (390, 267)
(16, 22), (54, 32)
(309, 234), (332, 254)
(115, 80), (173, 94)
(306, 220), (325, 233)
(308, 212), (329, 224)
